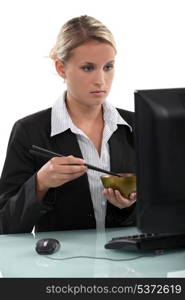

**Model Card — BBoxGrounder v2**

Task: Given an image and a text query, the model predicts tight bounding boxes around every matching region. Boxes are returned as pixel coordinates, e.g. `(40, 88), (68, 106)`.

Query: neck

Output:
(65, 93), (103, 124)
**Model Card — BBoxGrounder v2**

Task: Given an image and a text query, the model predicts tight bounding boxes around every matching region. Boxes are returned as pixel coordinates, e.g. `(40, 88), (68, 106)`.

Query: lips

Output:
(90, 90), (105, 93)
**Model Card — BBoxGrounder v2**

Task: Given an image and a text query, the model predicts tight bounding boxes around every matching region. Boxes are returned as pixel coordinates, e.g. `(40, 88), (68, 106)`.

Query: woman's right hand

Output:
(36, 155), (87, 201)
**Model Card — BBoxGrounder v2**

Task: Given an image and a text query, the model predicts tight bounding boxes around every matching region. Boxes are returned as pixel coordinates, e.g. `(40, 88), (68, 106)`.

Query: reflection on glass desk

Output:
(0, 227), (185, 278)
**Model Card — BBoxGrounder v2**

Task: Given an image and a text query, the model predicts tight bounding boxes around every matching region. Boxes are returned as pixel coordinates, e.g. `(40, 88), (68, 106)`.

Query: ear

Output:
(55, 60), (66, 78)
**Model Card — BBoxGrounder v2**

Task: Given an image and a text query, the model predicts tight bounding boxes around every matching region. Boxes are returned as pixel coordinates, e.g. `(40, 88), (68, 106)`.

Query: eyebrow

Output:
(81, 60), (115, 65)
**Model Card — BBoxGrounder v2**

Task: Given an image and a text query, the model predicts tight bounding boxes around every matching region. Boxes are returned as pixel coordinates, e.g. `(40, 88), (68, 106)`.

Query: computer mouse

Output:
(35, 238), (60, 255)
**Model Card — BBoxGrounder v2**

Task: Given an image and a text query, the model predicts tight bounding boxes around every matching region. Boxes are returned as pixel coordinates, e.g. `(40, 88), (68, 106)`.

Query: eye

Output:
(104, 64), (114, 71)
(81, 65), (94, 72)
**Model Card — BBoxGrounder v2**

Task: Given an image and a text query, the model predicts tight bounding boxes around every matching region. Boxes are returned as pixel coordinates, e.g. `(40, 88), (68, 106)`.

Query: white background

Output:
(0, 0), (185, 172)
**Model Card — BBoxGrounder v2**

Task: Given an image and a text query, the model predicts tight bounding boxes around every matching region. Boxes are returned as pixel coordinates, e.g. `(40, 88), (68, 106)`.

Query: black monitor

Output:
(135, 88), (185, 234)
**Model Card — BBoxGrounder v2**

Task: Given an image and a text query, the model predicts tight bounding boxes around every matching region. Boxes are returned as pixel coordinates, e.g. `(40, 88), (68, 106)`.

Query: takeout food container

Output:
(100, 173), (136, 198)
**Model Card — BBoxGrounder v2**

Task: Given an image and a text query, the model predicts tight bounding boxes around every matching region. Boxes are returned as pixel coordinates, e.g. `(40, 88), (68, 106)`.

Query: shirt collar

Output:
(51, 91), (132, 137)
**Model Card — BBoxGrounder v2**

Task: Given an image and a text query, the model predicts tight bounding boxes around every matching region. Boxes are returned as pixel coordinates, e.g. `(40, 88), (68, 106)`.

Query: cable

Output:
(45, 253), (159, 262)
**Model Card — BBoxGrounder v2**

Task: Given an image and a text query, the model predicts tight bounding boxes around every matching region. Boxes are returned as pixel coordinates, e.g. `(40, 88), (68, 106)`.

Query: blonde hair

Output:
(50, 15), (116, 63)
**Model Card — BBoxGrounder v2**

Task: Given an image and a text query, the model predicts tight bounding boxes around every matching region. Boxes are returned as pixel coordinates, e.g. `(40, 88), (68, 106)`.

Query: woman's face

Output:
(57, 40), (116, 107)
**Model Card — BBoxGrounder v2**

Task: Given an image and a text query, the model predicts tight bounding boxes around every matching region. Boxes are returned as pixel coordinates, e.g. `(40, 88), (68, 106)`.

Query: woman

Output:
(0, 15), (136, 234)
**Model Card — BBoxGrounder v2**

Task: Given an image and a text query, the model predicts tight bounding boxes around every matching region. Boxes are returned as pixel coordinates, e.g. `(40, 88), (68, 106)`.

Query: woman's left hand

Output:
(102, 188), (136, 209)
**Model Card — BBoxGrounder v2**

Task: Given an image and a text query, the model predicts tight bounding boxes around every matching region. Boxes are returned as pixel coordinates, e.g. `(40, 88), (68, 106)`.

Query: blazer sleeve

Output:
(0, 120), (54, 234)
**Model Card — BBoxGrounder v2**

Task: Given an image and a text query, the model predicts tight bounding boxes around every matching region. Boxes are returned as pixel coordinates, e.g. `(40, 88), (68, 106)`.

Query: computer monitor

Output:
(135, 88), (185, 234)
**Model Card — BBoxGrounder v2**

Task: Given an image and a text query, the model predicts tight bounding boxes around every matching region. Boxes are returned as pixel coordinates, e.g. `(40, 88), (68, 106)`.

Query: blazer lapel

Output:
(50, 129), (83, 158)
(109, 125), (135, 174)
(50, 129), (95, 222)
(109, 126), (126, 173)
(106, 124), (136, 228)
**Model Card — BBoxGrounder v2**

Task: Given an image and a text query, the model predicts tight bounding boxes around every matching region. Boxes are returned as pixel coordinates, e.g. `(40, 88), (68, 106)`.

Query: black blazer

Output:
(0, 107), (136, 234)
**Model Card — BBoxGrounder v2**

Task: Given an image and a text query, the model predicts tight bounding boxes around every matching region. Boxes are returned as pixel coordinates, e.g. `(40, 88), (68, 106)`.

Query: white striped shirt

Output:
(51, 92), (131, 229)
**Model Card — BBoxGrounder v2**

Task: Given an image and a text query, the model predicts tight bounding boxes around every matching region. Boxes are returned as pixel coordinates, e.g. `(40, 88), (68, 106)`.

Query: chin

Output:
(90, 93), (107, 101)
(93, 97), (106, 105)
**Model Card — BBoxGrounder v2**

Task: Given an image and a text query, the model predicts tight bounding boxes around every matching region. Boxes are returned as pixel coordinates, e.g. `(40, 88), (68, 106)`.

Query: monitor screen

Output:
(134, 88), (185, 234)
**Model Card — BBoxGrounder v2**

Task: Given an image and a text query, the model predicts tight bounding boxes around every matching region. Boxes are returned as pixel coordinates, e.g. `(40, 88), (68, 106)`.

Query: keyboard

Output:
(104, 233), (185, 250)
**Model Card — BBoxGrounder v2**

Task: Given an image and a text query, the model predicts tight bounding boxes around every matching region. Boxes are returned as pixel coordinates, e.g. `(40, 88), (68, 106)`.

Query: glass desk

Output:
(0, 227), (185, 278)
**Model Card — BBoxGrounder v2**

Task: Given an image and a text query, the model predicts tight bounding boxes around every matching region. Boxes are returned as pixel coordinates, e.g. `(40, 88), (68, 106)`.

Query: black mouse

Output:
(35, 238), (60, 255)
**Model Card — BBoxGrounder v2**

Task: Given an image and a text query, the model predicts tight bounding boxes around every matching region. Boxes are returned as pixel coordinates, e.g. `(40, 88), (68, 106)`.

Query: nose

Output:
(93, 70), (105, 87)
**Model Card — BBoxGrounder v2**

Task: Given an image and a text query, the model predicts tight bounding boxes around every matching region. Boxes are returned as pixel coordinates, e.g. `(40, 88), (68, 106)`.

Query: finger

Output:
(50, 156), (85, 166)
(102, 188), (116, 199)
(54, 164), (87, 174)
(103, 188), (135, 209)
(52, 169), (87, 182)
(114, 190), (133, 207)
(107, 188), (117, 201)
(103, 188), (122, 208)
(129, 192), (137, 201)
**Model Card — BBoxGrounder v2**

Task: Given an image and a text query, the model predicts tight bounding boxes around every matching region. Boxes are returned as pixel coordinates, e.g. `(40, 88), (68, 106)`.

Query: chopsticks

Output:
(29, 145), (121, 177)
